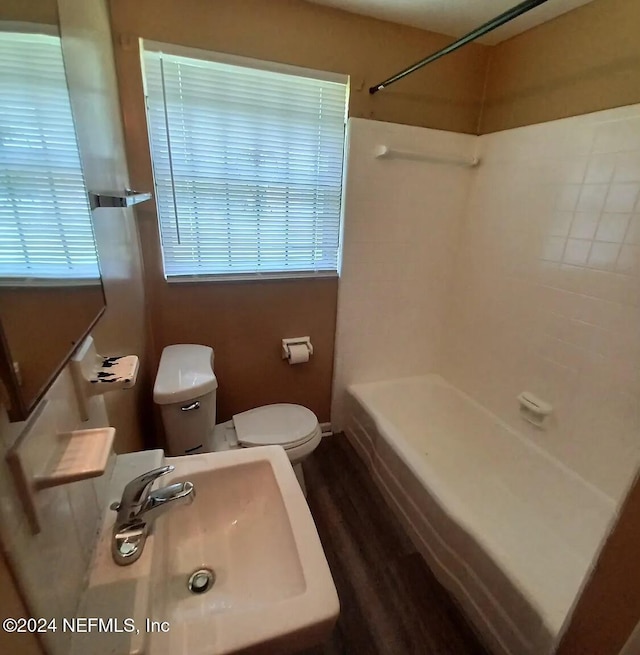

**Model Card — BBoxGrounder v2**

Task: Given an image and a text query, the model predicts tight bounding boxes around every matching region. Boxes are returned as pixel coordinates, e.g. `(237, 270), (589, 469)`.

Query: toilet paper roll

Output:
(287, 344), (310, 365)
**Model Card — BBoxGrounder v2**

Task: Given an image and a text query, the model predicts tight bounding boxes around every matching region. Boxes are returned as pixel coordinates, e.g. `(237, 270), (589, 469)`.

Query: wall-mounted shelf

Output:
(6, 401), (117, 533)
(89, 355), (139, 390)
(71, 336), (139, 421)
(34, 427), (115, 490)
(374, 145), (480, 168)
(89, 189), (152, 209)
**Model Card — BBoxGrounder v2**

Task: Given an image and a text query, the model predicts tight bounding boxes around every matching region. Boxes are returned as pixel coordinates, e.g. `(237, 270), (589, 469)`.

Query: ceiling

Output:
(306, 0), (596, 44)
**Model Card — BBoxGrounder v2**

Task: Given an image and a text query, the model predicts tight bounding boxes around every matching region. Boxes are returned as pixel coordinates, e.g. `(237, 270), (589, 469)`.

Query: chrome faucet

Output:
(110, 465), (195, 566)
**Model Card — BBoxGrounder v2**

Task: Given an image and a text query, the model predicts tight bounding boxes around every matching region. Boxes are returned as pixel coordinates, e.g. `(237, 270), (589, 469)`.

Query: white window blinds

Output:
(142, 45), (348, 279)
(0, 31), (99, 283)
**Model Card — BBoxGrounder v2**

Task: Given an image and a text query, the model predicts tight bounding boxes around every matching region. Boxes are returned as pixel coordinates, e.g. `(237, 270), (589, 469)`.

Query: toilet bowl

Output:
(153, 344), (322, 493)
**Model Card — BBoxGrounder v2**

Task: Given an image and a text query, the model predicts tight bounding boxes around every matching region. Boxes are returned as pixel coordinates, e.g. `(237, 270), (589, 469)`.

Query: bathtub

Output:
(344, 374), (616, 655)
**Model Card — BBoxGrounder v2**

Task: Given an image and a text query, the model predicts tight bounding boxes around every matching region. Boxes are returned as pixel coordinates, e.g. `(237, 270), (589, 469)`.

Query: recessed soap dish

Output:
(517, 391), (553, 429)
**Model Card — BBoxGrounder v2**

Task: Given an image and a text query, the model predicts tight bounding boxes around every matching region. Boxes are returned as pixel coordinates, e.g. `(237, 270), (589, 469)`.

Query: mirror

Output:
(0, 5), (106, 420)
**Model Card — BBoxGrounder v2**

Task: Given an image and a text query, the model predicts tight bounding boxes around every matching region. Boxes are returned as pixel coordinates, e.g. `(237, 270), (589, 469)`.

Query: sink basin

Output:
(159, 461), (306, 613)
(73, 445), (339, 655)
(150, 446), (338, 655)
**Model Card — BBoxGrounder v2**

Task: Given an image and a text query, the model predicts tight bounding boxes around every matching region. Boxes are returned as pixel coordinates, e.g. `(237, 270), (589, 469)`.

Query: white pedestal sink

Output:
(73, 446), (339, 655)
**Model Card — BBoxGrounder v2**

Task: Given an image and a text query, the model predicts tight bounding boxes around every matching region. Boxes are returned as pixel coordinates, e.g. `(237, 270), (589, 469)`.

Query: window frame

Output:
(141, 40), (349, 283)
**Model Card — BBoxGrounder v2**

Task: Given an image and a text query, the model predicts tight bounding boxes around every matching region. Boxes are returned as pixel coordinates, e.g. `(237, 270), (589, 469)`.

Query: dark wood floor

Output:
(300, 435), (489, 655)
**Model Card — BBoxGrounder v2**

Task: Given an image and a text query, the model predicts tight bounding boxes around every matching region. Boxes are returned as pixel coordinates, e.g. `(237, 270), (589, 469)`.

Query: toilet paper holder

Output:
(282, 337), (314, 360)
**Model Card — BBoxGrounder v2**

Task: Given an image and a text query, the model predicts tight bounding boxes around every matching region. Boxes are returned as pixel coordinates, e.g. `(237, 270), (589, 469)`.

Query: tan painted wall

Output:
(0, 0), (57, 25)
(109, 0), (488, 423)
(110, 0), (488, 134)
(481, 0), (640, 133)
(153, 278), (338, 424)
(557, 472), (640, 655)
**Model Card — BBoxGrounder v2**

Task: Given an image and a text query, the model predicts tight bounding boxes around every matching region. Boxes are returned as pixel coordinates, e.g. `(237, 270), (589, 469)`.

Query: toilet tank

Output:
(153, 344), (217, 456)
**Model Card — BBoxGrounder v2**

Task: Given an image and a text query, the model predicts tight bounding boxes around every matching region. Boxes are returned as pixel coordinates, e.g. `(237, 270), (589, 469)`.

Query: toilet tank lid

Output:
(154, 344), (217, 405)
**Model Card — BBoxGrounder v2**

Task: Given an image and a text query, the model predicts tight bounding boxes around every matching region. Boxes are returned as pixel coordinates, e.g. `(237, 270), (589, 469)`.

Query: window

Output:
(0, 30), (99, 283)
(142, 43), (348, 279)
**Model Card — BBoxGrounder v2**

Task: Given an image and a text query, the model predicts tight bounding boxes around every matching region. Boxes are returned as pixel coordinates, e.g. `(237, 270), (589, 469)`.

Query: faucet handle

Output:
(147, 481), (195, 506)
(115, 465), (175, 518)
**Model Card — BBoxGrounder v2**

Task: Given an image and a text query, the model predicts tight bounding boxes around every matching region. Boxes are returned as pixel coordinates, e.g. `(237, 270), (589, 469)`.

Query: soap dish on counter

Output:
(71, 336), (139, 420)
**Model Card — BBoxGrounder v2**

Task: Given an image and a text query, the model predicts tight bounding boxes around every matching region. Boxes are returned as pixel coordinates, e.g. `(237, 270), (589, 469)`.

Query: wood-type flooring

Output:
(300, 435), (490, 655)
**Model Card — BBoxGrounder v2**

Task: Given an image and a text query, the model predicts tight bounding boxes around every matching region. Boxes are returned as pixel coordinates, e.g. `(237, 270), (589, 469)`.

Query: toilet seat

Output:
(233, 403), (321, 450)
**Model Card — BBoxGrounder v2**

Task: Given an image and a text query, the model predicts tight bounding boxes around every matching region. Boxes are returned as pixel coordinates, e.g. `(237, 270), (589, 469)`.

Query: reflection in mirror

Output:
(0, 23), (106, 420)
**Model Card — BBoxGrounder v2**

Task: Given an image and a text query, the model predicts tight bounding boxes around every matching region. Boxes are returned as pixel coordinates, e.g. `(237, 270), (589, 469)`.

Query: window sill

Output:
(164, 270), (338, 284)
(0, 277), (102, 289)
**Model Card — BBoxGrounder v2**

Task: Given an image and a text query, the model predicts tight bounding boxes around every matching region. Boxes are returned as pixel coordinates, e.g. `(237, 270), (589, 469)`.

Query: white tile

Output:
(616, 245), (640, 277)
(614, 152), (640, 182)
(576, 184), (608, 213)
(336, 107), (640, 507)
(595, 213), (631, 243)
(563, 239), (591, 266)
(562, 124), (596, 157)
(626, 215), (640, 245)
(333, 118), (475, 426)
(593, 117), (640, 153)
(570, 212), (600, 239)
(584, 153), (616, 184)
(555, 184), (581, 211)
(441, 106), (640, 502)
(588, 241), (621, 271)
(604, 183), (640, 213)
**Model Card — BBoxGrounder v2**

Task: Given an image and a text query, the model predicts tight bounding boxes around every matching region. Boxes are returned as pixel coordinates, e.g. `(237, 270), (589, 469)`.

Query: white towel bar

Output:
(374, 145), (480, 167)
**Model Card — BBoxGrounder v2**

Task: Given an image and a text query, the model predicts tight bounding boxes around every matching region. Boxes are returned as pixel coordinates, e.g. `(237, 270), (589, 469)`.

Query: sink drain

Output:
(188, 568), (215, 594)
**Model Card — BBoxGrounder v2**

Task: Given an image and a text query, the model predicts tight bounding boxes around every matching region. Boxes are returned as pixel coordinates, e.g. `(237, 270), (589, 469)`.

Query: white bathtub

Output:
(345, 374), (616, 655)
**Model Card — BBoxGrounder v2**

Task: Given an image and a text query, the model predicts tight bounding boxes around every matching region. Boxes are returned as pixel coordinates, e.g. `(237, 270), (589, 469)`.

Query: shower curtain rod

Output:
(369, 0), (552, 94)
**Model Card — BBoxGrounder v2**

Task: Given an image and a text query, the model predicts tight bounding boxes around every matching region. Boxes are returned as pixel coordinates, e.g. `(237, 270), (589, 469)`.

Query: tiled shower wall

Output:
(445, 104), (640, 501)
(331, 118), (476, 426)
(335, 105), (640, 502)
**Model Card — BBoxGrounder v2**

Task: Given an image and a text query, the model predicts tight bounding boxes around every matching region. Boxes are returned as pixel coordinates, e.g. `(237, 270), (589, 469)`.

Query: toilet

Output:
(153, 344), (322, 493)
